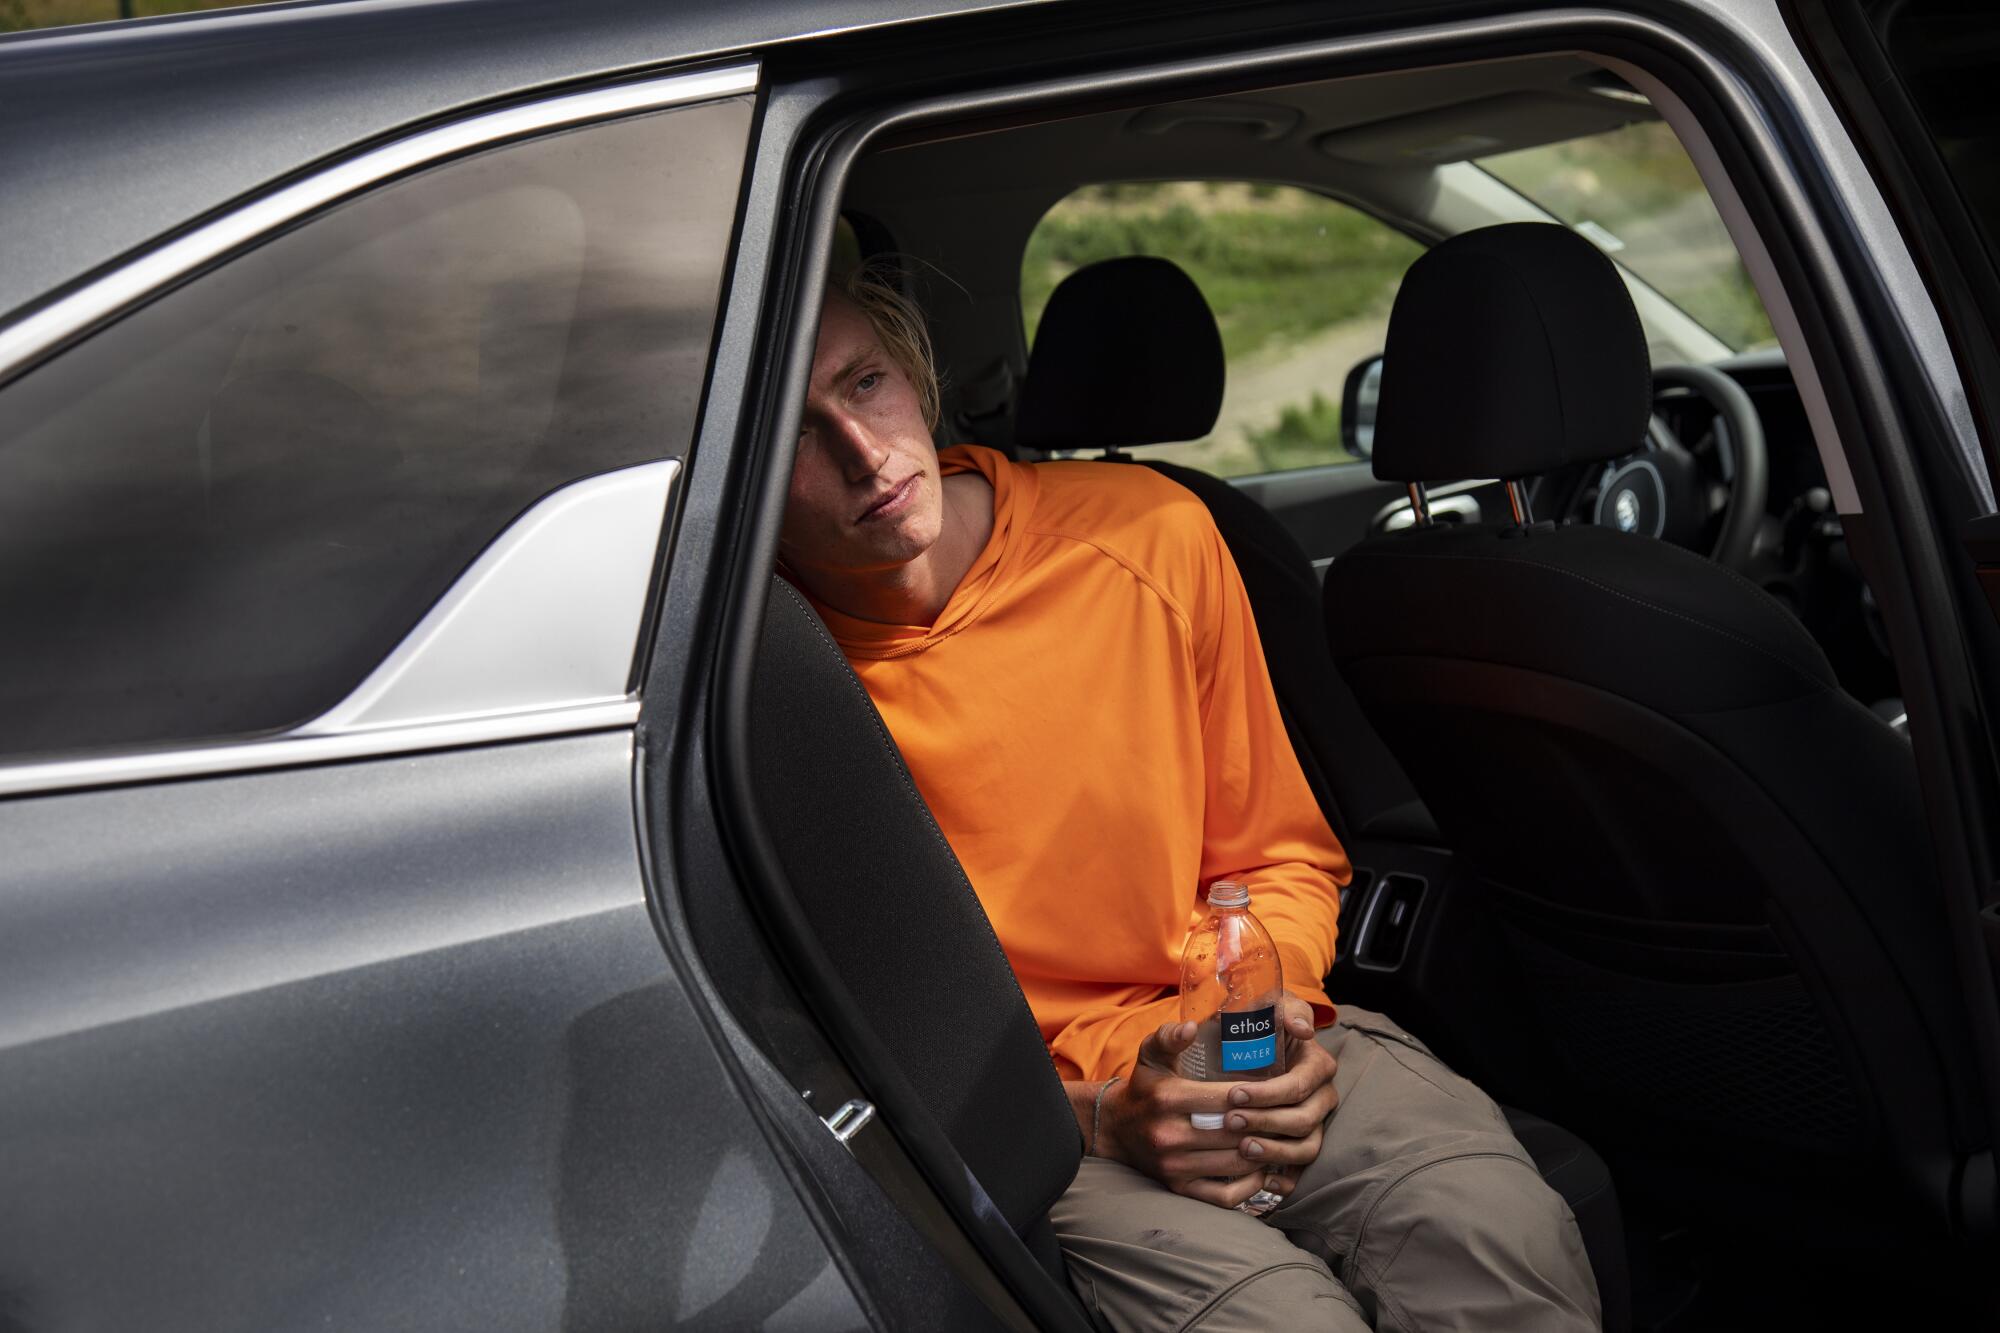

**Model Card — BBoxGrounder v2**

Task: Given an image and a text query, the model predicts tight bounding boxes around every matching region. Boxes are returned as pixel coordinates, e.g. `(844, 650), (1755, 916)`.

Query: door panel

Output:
(1231, 461), (1409, 562)
(0, 733), (859, 1331)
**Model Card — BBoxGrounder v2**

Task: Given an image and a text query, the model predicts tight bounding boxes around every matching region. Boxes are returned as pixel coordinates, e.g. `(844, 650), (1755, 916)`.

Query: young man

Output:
(779, 270), (1601, 1331)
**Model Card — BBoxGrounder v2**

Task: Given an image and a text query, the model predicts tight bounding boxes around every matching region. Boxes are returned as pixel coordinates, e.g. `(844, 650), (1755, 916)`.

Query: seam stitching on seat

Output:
(1341, 545), (1827, 686)
(1563, 1178), (1612, 1214)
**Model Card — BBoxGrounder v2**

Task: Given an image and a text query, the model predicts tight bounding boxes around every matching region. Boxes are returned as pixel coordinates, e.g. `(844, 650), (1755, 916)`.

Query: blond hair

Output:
(839, 261), (942, 432)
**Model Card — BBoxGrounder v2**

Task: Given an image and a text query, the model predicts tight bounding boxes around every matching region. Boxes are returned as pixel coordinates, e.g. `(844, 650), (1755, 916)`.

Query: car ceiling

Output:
(841, 54), (1658, 426)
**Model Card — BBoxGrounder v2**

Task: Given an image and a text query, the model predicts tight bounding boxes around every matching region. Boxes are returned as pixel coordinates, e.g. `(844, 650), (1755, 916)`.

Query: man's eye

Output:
(856, 372), (883, 394)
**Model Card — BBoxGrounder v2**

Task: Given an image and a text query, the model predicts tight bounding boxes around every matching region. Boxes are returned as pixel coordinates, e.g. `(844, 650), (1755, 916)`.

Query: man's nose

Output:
(828, 410), (891, 482)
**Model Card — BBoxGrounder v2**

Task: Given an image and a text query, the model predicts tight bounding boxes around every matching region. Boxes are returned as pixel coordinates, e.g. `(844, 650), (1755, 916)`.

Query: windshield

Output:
(1478, 121), (1777, 353)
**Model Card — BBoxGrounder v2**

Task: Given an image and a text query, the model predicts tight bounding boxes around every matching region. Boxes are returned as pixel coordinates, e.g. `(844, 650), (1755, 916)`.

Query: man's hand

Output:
(1222, 996), (1340, 1175)
(1091, 998), (1338, 1210)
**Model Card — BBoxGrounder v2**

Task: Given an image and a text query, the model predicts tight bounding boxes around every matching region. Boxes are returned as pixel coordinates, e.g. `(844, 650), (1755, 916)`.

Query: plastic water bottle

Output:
(1177, 880), (1287, 1116)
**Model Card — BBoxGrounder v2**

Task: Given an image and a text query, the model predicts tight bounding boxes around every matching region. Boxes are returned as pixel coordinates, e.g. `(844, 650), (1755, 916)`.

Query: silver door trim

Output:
(0, 457), (677, 797)
(0, 63), (759, 387)
(299, 461), (678, 737)
(0, 701), (641, 800)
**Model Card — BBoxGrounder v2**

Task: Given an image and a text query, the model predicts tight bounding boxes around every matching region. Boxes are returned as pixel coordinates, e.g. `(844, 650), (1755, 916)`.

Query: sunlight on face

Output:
(780, 293), (945, 574)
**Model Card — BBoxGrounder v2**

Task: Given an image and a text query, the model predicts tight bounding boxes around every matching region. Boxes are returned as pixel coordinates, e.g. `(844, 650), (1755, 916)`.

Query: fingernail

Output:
(1228, 1114), (1247, 1131)
(1242, 1140), (1264, 1159)
(1230, 1087), (1249, 1106)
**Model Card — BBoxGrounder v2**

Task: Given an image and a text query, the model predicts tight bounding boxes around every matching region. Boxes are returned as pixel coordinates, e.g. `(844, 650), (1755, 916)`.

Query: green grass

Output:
(1020, 184), (1422, 362)
(1670, 270), (1776, 353)
(1245, 392), (1349, 472)
(0, 0), (248, 31)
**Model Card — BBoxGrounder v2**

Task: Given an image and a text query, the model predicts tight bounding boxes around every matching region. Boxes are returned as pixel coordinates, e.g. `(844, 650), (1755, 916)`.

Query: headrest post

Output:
(1505, 479), (1534, 527)
(1407, 482), (1432, 527)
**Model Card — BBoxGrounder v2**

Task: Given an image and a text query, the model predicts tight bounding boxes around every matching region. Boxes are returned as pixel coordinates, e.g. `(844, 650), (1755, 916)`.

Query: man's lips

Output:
(856, 474), (918, 523)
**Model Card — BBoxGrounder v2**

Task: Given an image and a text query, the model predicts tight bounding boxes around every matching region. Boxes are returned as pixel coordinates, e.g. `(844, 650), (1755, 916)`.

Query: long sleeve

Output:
(1189, 515), (1350, 1025)
(842, 452), (1352, 1085)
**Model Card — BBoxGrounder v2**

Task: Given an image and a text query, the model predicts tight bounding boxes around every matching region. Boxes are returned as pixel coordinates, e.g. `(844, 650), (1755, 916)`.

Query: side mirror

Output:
(1341, 355), (1383, 461)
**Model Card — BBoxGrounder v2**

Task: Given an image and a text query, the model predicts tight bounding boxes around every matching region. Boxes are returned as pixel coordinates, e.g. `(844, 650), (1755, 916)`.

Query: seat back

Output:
(1014, 254), (1421, 843)
(1328, 223), (1985, 1227)
(746, 577), (1081, 1236)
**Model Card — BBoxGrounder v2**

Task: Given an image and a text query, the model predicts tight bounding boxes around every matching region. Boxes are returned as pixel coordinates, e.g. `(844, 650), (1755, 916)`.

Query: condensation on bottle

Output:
(1177, 879), (1286, 1126)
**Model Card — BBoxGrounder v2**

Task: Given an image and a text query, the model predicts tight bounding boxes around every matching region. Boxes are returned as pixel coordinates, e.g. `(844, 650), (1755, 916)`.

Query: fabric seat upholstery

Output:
(1324, 222), (1987, 1231)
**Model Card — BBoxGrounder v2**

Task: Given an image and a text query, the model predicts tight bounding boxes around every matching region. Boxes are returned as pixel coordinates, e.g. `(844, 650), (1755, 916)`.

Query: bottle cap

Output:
(1189, 1112), (1227, 1131)
(1207, 880), (1250, 908)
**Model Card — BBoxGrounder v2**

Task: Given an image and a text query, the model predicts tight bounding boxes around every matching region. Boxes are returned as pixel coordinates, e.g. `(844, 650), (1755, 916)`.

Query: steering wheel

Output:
(1587, 363), (1767, 568)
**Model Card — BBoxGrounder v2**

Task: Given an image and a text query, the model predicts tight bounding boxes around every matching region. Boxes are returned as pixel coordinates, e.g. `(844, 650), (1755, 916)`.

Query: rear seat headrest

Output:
(1015, 255), (1224, 452)
(1371, 222), (1651, 484)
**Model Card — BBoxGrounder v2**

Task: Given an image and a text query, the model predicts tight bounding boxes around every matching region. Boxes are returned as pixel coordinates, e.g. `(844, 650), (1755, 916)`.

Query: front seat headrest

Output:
(1371, 222), (1651, 484)
(1015, 255), (1224, 452)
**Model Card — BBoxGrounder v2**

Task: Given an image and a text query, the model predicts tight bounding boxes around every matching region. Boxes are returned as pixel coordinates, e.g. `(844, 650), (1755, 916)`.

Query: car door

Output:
(1792, 0), (2000, 1156)
(0, 45), (872, 1331)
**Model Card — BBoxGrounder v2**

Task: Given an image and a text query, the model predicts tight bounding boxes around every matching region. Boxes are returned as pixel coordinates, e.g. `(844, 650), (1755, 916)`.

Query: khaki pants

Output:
(1053, 1007), (1601, 1332)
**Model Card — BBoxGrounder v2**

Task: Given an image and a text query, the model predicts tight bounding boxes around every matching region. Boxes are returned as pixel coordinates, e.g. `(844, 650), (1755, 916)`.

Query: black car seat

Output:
(750, 582), (1085, 1229)
(1013, 254), (1427, 845)
(1323, 222), (1992, 1236)
(1011, 255), (1630, 1327)
(747, 576), (1095, 1327)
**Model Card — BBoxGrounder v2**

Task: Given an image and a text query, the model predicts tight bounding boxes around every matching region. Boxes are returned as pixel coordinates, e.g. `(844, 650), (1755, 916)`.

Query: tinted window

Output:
(0, 97), (750, 761)
(1021, 182), (1421, 477)
(1479, 121), (1776, 353)
(1883, 4), (2000, 283)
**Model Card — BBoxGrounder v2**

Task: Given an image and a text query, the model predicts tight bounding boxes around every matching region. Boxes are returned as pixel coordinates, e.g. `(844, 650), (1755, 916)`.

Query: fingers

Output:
(1172, 1169), (1272, 1210)
(1162, 1147), (1275, 1179)
(1137, 1071), (1241, 1117)
(1135, 1020), (1198, 1073)
(1278, 994), (1317, 1038)
(1234, 1125), (1323, 1168)
(1226, 1102), (1325, 1141)
(1224, 1078), (1340, 1139)
(1226, 1042), (1337, 1110)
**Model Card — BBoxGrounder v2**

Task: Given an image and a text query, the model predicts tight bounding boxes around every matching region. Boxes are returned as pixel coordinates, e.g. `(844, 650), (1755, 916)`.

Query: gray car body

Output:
(0, 5), (922, 1328)
(3, 0), (1996, 1329)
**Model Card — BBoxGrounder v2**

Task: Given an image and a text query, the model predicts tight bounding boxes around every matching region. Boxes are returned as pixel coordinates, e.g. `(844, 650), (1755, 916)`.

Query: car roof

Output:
(0, 0), (1048, 323)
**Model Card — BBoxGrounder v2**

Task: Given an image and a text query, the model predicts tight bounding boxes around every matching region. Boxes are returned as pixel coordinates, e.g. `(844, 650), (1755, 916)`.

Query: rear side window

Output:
(0, 96), (750, 762)
(1882, 6), (2000, 298)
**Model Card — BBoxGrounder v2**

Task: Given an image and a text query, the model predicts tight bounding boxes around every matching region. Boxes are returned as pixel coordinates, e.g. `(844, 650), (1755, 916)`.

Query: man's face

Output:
(781, 293), (944, 575)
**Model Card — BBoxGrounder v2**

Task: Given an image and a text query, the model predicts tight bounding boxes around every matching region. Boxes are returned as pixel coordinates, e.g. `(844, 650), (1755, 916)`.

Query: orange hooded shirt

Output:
(805, 445), (1350, 1083)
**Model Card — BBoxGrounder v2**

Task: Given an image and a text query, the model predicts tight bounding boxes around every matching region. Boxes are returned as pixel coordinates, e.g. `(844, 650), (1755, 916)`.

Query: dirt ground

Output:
(1139, 313), (1388, 475)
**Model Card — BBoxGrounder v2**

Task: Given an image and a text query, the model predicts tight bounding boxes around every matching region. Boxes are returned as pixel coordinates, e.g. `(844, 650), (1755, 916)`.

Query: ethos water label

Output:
(1219, 1006), (1278, 1072)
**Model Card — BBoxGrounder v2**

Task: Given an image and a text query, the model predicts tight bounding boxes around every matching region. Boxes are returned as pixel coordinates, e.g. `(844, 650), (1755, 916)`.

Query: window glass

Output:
(1478, 121), (1776, 353)
(1, 1), (255, 34)
(831, 216), (865, 280)
(1020, 182), (1422, 477)
(1883, 4), (2000, 285)
(0, 96), (751, 761)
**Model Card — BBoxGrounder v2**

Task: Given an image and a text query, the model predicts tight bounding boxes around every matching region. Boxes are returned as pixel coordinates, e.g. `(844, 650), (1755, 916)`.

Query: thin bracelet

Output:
(1089, 1076), (1121, 1156)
